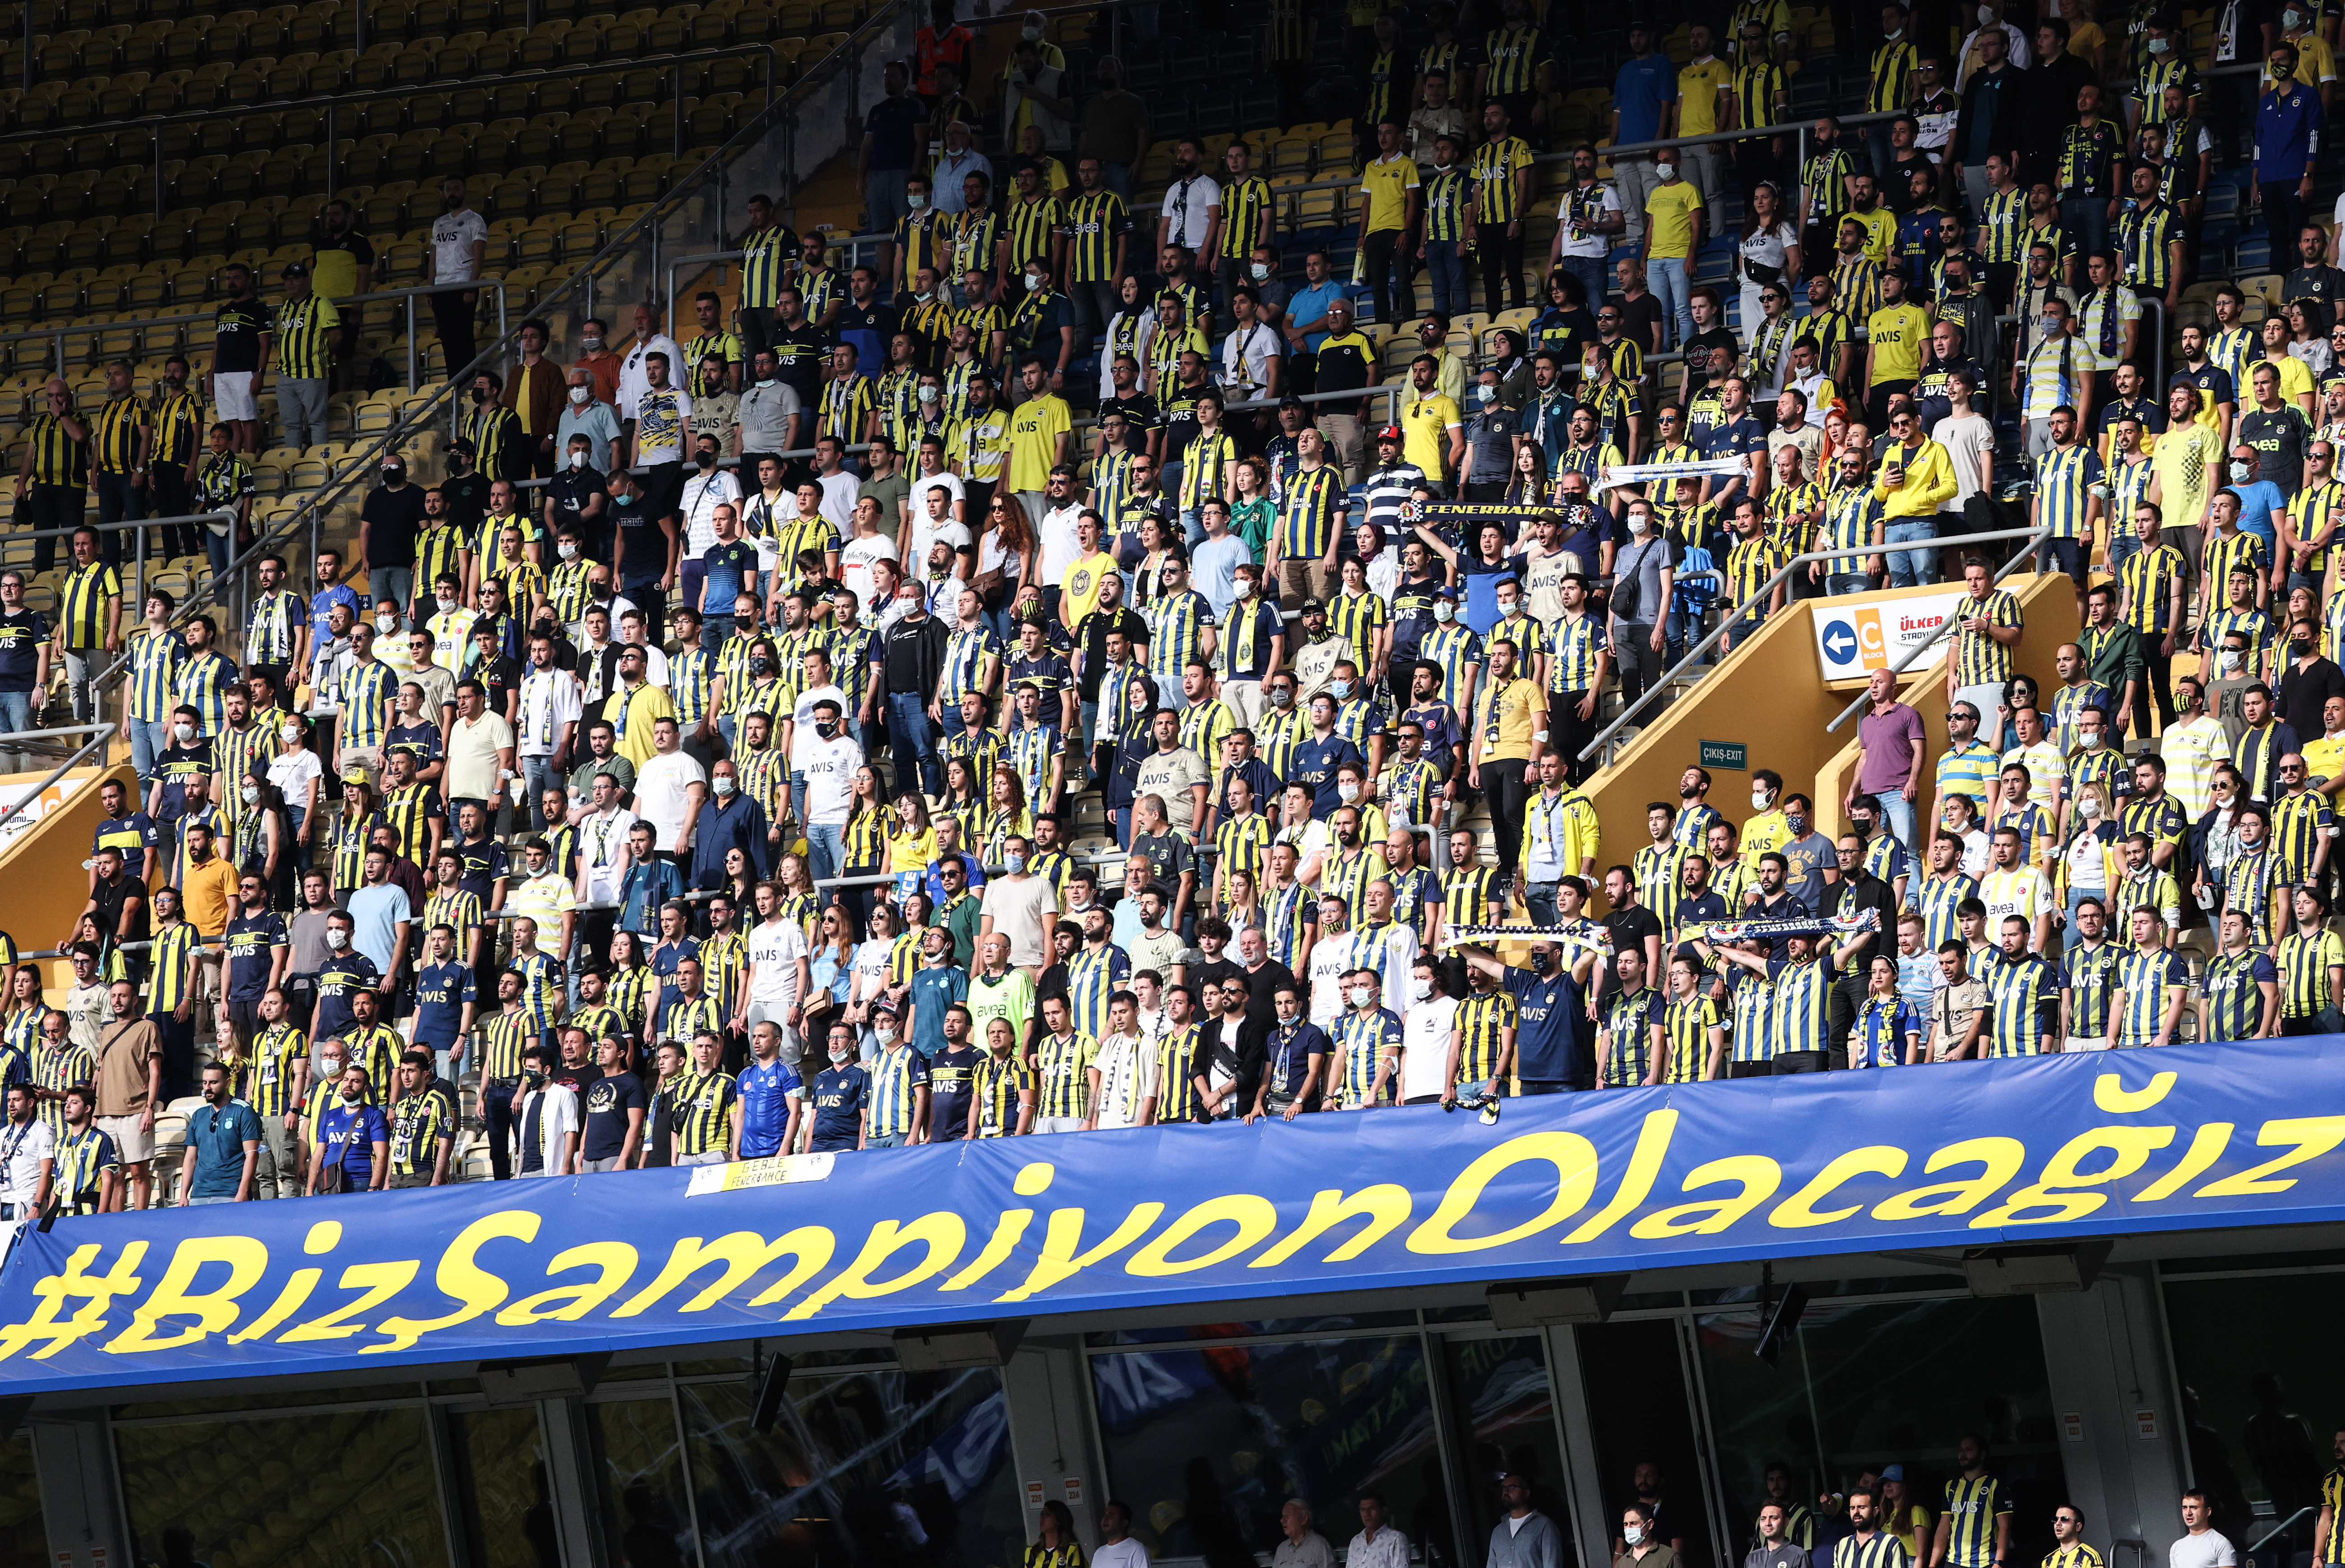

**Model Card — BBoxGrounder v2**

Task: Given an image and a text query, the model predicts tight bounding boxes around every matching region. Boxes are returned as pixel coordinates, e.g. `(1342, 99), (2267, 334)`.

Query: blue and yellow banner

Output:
(5, 1040), (2345, 1394)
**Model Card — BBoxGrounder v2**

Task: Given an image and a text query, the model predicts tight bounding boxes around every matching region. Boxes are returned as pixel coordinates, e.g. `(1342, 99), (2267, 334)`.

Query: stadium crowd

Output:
(9, 0), (2345, 1220)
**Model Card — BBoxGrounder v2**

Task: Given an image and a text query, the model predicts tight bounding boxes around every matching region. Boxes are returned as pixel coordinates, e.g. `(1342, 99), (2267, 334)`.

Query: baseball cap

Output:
(1279, 393), (1305, 411)
(1433, 585), (1459, 601)
(1299, 598), (1327, 615)
(1879, 1464), (1905, 1481)
(281, 262), (308, 278)
(1375, 424), (1403, 443)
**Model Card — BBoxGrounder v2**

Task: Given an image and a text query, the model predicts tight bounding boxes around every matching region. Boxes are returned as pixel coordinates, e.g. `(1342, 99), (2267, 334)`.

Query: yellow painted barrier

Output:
(0, 760), (140, 989)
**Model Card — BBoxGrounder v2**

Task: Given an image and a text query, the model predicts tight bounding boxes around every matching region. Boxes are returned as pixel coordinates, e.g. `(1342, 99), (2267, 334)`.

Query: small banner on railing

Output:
(1592, 455), (1751, 493)
(1811, 589), (1974, 682)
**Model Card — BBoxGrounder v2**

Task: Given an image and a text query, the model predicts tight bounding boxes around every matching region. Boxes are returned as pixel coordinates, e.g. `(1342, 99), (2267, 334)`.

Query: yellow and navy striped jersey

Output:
(892, 209), (948, 295)
(818, 374), (875, 443)
(2286, 479), (2345, 574)
(1155, 1024), (1202, 1122)
(196, 452), (255, 517)
(58, 560), (121, 651)
(1277, 464), (1346, 560)
(1665, 993), (1724, 1081)
(1443, 863), (1501, 933)
(479, 1007), (536, 1082)
(1981, 951), (2056, 1056)
(124, 626), (185, 722)
(32, 1042), (93, 1137)
(1765, 479), (1827, 555)
(1333, 1007), (1401, 1107)
(2202, 529), (2268, 608)
(1800, 145), (1858, 226)
(2132, 55), (2194, 125)
(1178, 696), (1234, 765)
(1325, 587), (1385, 677)
(2224, 847), (2283, 944)
(1060, 191), (1130, 283)
(1728, 969), (1776, 1065)
(2322, 1472), (2345, 1567)
(2117, 199), (2181, 291)
(2201, 949), (2277, 1040)
(740, 220), (796, 308)
(1454, 987), (1515, 1086)
(510, 949), (566, 1032)
(1634, 842), (1692, 935)
(425, 886), (485, 954)
(1979, 184), (2028, 264)
(971, 1050), (1033, 1136)
(1951, 589), (2022, 687)
(2117, 543), (2187, 634)
(2034, 444), (2103, 540)
(1065, 943), (1129, 1040)
(2278, 927), (2345, 1019)
(1598, 987), (1660, 1087)
(2060, 940), (2124, 1040)
(339, 656), (399, 749)
(1772, 957), (1832, 1056)
(1868, 38), (1918, 112)
(150, 386), (203, 465)
(388, 1091), (449, 1175)
(949, 210), (1001, 283)
(274, 293), (340, 379)
(2272, 790), (2334, 883)
(1213, 809), (1274, 888)
(1940, 1475), (2012, 1568)
(174, 647), (237, 734)
(382, 781), (444, 869)
(607, 965), (655, 1038)
(1034, 1029), (1098, 1118)
(22, 410), (87, 485)
(1832, 254), (1883, 321)
(1544, 611), (1606, 694)
(1732, 59), (1787, 130)
(867, 1043), (929, 1137)
(1422, 166), (1470, 243)
(1005, 194), (1060, 271)
(669, 646), (715, 727)
(238, 1022), (308, 1118)
(342, 1022), (403, 1099)
(1467, 136), (1533, 224)
(1725, 535), (1787, 616)
(53, 1125), (118, 1213)
(1479, 25), (1543, 95)
(666, 1067), (737, 1156)
(90, 394), (145, 474)
(1266, 0), (1310, 61)
(1822, 480), (1885, 561)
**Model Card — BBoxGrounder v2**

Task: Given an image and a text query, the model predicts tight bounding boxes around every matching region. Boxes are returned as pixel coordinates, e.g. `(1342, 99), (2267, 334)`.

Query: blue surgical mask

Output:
(1330, 678), (1352, 698)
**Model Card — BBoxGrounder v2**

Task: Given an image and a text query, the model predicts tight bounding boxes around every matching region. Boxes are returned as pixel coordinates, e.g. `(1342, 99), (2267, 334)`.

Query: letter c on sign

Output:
(1406, 1132), (1600, 1254)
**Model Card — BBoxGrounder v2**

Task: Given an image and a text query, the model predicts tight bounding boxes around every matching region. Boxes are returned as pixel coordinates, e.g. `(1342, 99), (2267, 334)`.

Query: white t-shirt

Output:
(1936, 412), (1995, 509)
(2170, 1532), (2237, 1568)
(432, 207), (489, 283)
(1306, 936), (1351, 1027)
(1039, 501), (1085, 582)
(1160, 173), (1223, 251)
(0, 1115), (55, 1206)
(267, 747), (324, 809)
(632, 750), (707, 851)
(980, 873), (1058, 968)
(1092, 1539), (1150, 1568)
(907, 516), (973, 579)
(840, 533), (902, 616)
(1558, 180), (1623, 258)
(798, 734), (865, 825)
(1221, 322), (1280, 400)
(578, 807), (638, 902)
(679, 467), (744, 556)
(748, 916), (812, 1007)
(1737, 219), (1798, 284)
(1091, 1033), (1161, 1128)
(818, 471), (860, 534)
(790, 683), (850, 747)
(1398, 994), (1459, 1102)
(516, 669), (584, 759)
(910, 470), (965, 526)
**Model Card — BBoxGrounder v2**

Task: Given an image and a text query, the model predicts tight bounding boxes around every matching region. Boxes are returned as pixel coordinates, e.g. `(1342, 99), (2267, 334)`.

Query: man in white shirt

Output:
(907, 484), (974, 587)
(1345, 1492), (1412, 1568)
(632, 716), (709, 858)
(740, 879), (814, 1064)
(1220, 288), (1282, 402)
(1036, 464), (1085, 603)
(813, 435), (861, 535)
(445, 676), (516, 809)
(573, 772), (638, 910)
(1157, 135), (1222, 257)
(431, 175), (489, 376)
(0, 1082), (56, 1230)
(795, 695), (863, 884)
(617, 301), (687, 425)
(515, 633), (582, 832)
(509, 1041), (582, 1176)
(2170, 1491), (2237, 1568)
(678, 452), (743, 576)
(1397, 956), (1463, 1106)
(979, 832), (1059, 972)
(837, 496), (902, 618)
(1092, 1503), (1150, 1568)
(1087, 993), (1160, 1130)
(1306, 894), (1354, 1028)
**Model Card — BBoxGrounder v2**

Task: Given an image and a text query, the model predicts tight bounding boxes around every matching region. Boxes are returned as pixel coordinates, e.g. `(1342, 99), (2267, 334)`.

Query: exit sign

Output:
(1700, 741), (1747, 771)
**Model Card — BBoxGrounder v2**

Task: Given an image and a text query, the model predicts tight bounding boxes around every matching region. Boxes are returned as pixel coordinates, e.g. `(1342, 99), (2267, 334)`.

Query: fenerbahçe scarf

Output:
(5, 1038), (2345, 1391)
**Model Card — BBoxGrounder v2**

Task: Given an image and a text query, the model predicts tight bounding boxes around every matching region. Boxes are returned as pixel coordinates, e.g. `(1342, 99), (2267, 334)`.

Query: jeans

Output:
(1420, 239), (1468, 318)
(206, 528), (234, 587)
(886, 690), (941, 796)
(1878, 790), (1918, 864)
(2058, 196), (2111, 264)
(1525, 880), (1559, 926)
(806, 821), (845, 885)
(95, 469), (145, 533)
(130, 716), (169, 784)
(520, 754), (559, 830)
(0, 691), (30, 734)
(371, 564), (413, 612)
(1648, 255), (1691, 348)
(1556, 255), (1608, 312)
(1884, 517), (1937, 587)
(1099, 161), (1132, 200)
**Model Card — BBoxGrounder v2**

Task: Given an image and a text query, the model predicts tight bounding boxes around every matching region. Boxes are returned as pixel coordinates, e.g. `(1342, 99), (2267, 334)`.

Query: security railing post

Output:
(325, 103), (337, 199)
(405, 294), (417, 391)
(674, 66), (685, 156)
(134, 516), (147, 631)
(20, 0), (30, 91)
(152, 126), (163, 221)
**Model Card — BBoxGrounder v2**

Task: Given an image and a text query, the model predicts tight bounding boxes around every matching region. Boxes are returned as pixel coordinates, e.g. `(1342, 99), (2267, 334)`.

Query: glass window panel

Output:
(1695, 1298), (2067, 1568)
(2164, 1273), (2345, 1541)
(0, 1435), (44, 1566)
(593, 1398), (697, 1568)
(449, 1405), (553, 1568)
(1091, 1336), (1443, 1563)
(114, 1382), (422, 1418)
(679, 1366), (1022, 1568)
(1578, 1319), (1715, 1568)
(117, 1409), (449, 1568)
(1092, 1312), (1420, 1346)
(1443, 1335), (1568, 1568)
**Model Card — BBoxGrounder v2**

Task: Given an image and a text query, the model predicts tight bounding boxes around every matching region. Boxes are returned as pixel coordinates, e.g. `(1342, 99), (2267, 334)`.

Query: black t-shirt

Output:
(580, 1070), (646, 1161)
(474, 653), (521, 717)
(1106, 391), (1159, 445)
(1610, 292), (1666, 355)
(1193, 956), (1243, 999)
(553, 1059), (601, 1096)
(214, 296), (272, 373)
(1681, 327), (1739, 392)
(441, 470), (491, 534)
(614, 498), (669, 588)
(1075, 605), (1149, 700)
(1603, 905), (1663, 983)
(2240, 407), (2309, 493)
(361, 482), (428, 566)
(926, 1043), (979, 1141)
(0, 606), (48, 691)
(548, 467), (609, 558)
(1237, 958), (1294, 1028)
(769, 324), (829, 399)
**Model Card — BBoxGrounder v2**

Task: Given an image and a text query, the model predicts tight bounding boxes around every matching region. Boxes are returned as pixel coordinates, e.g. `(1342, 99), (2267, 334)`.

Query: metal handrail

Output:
(1580, 520), (2054, 763)
(0, 724), (111, 843)
(0, 278), (511, 394)
(1822, 523), (2066, 731)
(2248, 1507), (2315, 1555)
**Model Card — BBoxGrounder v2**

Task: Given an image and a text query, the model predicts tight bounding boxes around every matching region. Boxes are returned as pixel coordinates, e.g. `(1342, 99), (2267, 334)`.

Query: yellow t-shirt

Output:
(888, 825), (939, 871)
(2150, 419), (2221, 530)
(1867, 303), (1933, 383)
(2259, 352), (2317, 407)
(1676, 55), (1733, 137)
(1061, 548), (1117, 627)
(1645, 177), (1706, 260)
(1360, 153), (1422, 233)
(1402, 393), (1462, 480)
(1006, 393), (1071, 491)
(2266, 30), (2338, 93)
(1847, 206), (1899, 266)
(1475, 676), (1543, 761)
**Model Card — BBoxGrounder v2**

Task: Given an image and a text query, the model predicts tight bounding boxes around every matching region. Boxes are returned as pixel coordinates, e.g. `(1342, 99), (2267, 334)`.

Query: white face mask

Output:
(2230, 461), (2253, 483)
(325, 928), (349, 950)
(1024, 272), (1045, 292)
(1022, 22), (1042, 39)
(375, 613), (396, 633)
(1752, 788), (1772, 810)
(568, 385), (591, 404)
(241, 783), (260, 804)
(559, 540), (579, 561)
(1656, 163), (1679, 182)
(436, 594), (457, 613)
(1434, 600), (1455, 622)
(281, 724), (302, 744)
(1626, 1527), (1647, 1547)
(918, 384), (939, 403)
(174, 722), (194, 743)
(2079, 796), (2102, 818)
(1412, 978), (1434, 1001)
(712, 775), (736, 796)
(1627, 514), (1649, 535)
(1337, 782), (1360, 803)
(1250, 262), (1271, 280)
(1475, 384), (1498, 403)
(908, 192), (928, 210)
(1348, 985), (1376, 1009)
(2147, 32), (2169, 50)
(568, 449), (587, 469)
(1977, 3), (1993, 19)
(2219, 651), (2244, 672)
(1234, 577), (1255, 598)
